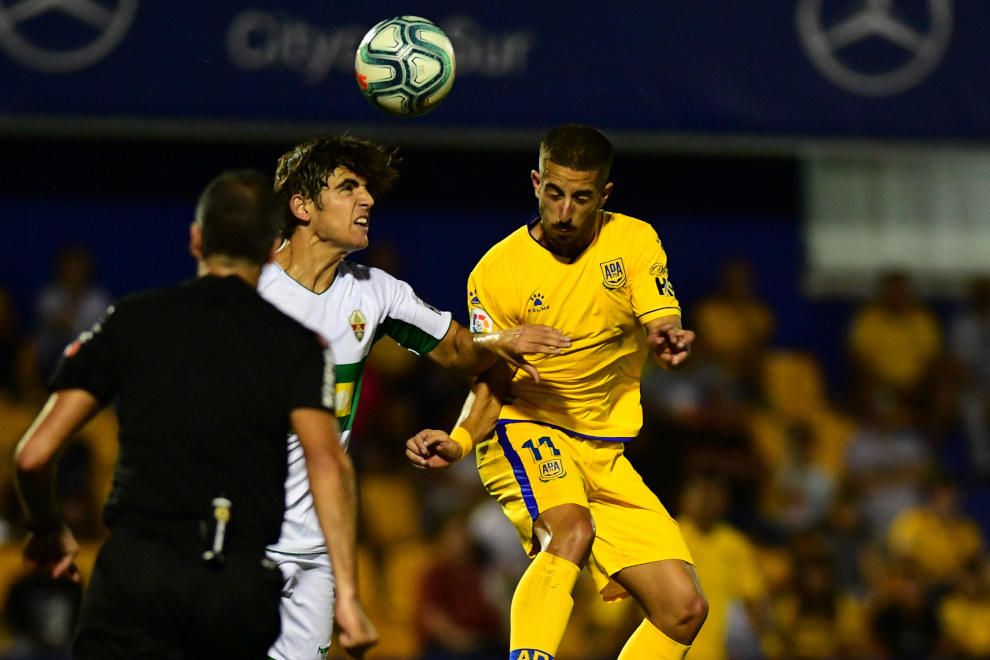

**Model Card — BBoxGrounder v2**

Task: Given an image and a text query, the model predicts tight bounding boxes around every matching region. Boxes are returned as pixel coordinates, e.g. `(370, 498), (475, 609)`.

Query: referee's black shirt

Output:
(49, 274), (334, 553)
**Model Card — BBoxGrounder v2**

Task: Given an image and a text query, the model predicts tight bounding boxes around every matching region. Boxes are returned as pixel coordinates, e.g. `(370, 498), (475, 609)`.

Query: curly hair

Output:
(273, 135), (399, 239)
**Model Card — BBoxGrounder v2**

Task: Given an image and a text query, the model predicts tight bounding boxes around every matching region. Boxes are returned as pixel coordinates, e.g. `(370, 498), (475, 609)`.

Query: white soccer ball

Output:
(354, 16), (456, 117)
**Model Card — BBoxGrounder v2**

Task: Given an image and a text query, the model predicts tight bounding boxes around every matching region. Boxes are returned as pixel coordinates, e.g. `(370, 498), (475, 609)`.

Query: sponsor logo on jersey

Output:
(650, 263), (676, 297)
(538, 458), (566, 482)
(348, 309), (367, 341)
(470, 306), (493, 333)
(600, 258), (626, 289)
(527, 291), (550, 313)
(469, 289), (482, 305)
(334, 382), (353, 418)
(318, 644), (330, 658)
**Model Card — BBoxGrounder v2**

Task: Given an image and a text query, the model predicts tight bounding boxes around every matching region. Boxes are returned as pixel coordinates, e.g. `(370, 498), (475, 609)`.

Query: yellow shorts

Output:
(476, 421), (693, 600)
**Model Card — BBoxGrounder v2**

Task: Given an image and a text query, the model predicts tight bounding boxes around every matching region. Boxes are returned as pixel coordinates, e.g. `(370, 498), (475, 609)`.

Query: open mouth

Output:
(354, 217), (369, 229)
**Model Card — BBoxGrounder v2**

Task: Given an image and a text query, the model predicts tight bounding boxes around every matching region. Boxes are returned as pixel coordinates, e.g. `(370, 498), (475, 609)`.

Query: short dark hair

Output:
(195, 170), (279, 265)
(539, 124), (614, 182)
(273, 135), (399, 239)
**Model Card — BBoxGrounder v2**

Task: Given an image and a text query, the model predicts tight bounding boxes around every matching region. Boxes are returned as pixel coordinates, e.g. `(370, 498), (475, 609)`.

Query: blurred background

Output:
(2, 1), (990, 658)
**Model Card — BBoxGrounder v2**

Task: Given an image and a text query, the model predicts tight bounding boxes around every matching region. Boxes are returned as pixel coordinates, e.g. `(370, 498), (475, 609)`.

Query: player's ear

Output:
(600, 181), (614, 207)
(189, 223), (203, 259)
(289, 194), (310, 221)
(531, 169), (540, 197)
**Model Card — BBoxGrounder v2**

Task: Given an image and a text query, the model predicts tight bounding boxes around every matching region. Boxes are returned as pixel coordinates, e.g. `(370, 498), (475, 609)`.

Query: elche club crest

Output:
(348, 309), (367, 341)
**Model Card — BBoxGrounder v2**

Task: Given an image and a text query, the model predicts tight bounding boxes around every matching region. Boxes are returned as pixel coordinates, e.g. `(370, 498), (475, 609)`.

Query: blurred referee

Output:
(12, 170), (375, 658)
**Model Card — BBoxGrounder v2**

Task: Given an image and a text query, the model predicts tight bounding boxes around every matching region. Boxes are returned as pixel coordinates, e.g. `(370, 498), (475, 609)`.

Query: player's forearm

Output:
(426, 322), (495, 374)
(307, 450), (359, 597)
(15, 391), (101, 531)
(457, 377), (503, 443)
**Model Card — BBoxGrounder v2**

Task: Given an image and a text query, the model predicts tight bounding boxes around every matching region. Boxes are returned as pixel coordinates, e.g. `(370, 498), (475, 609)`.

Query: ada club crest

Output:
(600, 258), (626, 289)
(348, 310), (367, 341)
(538, 458), (566, 482)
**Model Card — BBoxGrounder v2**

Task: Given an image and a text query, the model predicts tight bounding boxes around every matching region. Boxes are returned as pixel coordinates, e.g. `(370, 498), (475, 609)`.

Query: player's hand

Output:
(335, 593), (378, 658)
(474, 324), (571, 382)
(23, 523), (81, 583)
(648, 323), (695, 368)
(405, 429), (463, 469)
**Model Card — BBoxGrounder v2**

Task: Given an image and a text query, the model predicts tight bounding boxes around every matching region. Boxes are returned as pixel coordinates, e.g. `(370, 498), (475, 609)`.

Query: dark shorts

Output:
(73, 524), (282, 659)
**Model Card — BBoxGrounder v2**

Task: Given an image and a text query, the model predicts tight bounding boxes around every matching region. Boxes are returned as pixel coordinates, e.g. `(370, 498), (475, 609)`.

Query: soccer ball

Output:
(354, 16), (456, 117)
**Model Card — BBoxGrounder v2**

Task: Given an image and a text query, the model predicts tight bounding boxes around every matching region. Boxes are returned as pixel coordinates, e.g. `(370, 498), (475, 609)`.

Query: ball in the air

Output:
(354, 16), (456, 117)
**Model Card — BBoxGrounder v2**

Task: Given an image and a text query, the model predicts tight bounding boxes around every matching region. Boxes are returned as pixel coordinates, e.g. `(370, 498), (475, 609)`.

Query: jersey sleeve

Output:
(378, 271), (453, 355)
(628, 224), (681, 324)
(48, 304), (120, 404)
(286, 337), (336, 414)
(467, 259), (516, 335)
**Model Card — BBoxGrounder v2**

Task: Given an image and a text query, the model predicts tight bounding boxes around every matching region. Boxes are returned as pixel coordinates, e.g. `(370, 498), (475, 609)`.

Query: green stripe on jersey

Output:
(378, 316), (443, 354)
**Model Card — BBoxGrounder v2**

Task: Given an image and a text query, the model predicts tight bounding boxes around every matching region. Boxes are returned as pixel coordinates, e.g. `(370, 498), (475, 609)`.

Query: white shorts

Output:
(266, 550), (334, 660)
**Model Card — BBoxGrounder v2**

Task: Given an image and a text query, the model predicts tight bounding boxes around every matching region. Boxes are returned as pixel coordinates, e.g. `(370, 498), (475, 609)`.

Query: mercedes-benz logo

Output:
(796, 0), (953, 96)
(0, 0), (138, 73)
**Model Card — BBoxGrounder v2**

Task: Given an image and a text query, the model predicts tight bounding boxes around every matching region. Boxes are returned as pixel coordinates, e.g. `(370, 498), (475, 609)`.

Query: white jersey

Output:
(259, 261), (452, 554)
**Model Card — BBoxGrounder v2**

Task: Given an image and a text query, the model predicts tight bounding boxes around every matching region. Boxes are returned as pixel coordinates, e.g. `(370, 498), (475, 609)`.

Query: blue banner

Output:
(1, 0), (986, 140)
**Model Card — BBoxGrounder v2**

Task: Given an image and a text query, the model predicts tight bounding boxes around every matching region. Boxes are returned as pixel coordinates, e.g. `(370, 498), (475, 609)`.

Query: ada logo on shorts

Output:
(600, 258), (626, 289)
(510, 650), (554, 660)
(538, 458), (566, 482)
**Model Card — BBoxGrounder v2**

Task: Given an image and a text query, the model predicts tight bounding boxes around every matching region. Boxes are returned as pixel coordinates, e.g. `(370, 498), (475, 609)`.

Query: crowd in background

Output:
(0, 245), (988, 659)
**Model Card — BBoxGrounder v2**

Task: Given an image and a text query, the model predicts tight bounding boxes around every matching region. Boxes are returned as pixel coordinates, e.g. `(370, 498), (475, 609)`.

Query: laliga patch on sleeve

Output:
(470, 307), (494, 334)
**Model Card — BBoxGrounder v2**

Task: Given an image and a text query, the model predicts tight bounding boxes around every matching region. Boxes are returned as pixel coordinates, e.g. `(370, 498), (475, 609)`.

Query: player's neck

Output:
(275, 234), (347, 294)
(198, 258), (263, 287)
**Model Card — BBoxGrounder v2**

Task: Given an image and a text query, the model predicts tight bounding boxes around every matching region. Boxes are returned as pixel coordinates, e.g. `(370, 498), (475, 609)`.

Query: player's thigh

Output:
(612, 559), (705, 625)
(266, 552), (335, 660)
(584, 445), (693, 596)
(476, 422), (589, 555)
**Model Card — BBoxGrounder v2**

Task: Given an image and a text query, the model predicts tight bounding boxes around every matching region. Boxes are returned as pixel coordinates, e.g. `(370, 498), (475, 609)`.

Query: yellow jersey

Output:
(467, 212), (680, 440)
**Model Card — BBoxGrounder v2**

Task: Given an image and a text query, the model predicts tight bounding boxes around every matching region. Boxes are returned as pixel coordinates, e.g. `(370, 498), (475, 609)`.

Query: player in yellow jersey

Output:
(406, 124), (708, 660)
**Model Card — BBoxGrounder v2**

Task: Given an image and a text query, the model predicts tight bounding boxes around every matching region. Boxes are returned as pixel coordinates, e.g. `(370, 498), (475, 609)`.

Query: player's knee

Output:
(541, 508), (595, 565)
(674, 591), (708, 639)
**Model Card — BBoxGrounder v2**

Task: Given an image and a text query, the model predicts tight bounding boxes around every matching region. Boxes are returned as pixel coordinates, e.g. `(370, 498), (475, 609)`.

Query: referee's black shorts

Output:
(73, 521), (282, 659)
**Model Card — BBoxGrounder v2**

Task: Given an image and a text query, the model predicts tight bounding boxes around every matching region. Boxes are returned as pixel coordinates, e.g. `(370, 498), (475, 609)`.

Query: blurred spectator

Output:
(0, 288), (24, 400)
(640, 357), (761, 517)
(950, 276), (990, 476)
(824, 485), (870, 595)
(693, 258), (775, 392)
(845, 389), (931, 538)
(677, 473), (768, 660)
(33, 246), (110, 380)
(1, 573), (81, 660)
(415, 512), (504, 659)
(939, 557), (990, 659)
(870, 557), (944, 659)
(847, 271), (941, 413)
(887, 475), (985, 586)
(762, 422), (836, 535)
(766, 550), (868, 659)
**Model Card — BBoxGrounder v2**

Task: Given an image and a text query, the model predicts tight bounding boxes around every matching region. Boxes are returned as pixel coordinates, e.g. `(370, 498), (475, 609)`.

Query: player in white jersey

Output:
(262, 136), (571, 660)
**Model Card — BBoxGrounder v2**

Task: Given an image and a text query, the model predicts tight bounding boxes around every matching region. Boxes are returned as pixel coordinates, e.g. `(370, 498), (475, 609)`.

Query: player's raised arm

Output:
(291, 407), (378, 655)
(426, 319), (570, 382)
(406, 362), (512, 469)
(644, 315), (696, 369)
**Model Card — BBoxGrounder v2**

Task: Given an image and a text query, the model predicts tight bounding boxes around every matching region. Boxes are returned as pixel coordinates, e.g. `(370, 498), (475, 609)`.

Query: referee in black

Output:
(13, 170), (376, 658)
